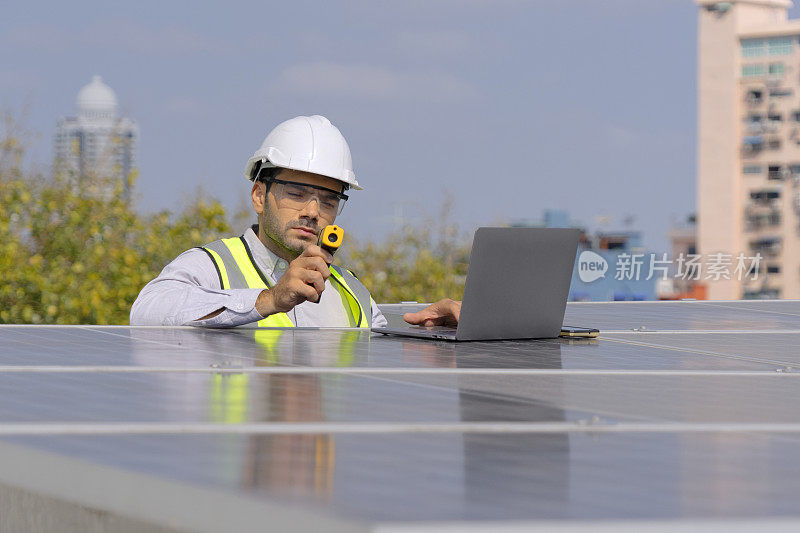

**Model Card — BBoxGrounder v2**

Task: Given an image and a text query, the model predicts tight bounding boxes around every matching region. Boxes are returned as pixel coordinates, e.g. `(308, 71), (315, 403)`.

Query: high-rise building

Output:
(697, 0), (800, 299)
(54, 75), (138, 197)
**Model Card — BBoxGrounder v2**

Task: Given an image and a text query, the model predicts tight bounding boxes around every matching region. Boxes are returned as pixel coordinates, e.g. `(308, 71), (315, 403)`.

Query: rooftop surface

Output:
(2, 300), (800, 532)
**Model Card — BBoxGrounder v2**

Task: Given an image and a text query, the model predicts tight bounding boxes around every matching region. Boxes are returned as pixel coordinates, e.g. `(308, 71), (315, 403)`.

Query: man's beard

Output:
(260, 209), (320, 257)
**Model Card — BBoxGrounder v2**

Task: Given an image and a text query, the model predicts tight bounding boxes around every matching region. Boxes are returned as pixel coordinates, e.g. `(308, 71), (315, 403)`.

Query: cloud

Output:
(269, 62), (480, 103)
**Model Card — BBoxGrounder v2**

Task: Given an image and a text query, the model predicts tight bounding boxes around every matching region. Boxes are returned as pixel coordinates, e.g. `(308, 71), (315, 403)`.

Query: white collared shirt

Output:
(130, 226), (388, 328)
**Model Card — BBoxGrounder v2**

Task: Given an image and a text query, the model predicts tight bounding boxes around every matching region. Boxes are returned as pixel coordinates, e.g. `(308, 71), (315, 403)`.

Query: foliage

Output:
(0, 114), (230, 324)
(339, 198), (471, 304)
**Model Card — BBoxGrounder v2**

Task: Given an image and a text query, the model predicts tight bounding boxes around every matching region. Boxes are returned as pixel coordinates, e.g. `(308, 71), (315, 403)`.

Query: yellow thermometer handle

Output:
(318, 225), (344, 256)
(312, 225), (344, 305)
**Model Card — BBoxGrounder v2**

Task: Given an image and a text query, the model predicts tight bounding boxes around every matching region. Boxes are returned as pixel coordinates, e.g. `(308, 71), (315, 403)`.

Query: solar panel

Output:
(2, 300), (800, 531)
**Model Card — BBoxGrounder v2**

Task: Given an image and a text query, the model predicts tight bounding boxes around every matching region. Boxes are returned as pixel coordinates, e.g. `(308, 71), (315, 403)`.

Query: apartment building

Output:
(697, 0), (800, 298)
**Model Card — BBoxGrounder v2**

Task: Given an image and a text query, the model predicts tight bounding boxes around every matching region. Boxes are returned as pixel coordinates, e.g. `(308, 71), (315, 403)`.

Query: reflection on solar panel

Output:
(2, 300), (800, 531)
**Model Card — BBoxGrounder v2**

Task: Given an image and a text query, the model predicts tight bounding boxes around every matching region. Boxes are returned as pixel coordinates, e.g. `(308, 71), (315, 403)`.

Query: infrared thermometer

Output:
(311, 225), (343, 304)
(318, 225), (343, 258)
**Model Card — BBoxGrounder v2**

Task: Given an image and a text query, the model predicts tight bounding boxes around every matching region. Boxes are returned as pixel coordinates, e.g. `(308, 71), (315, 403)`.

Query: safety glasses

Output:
(267, 177), (349, 217)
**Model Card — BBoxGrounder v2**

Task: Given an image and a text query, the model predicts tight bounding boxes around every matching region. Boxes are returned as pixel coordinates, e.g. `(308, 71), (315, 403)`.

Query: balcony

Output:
(745, 210), (781, 231)
(746, 90), (764, 105)
(750, 237), (782, 257)
(750, 189), (781, 204)
(766, 65), (785, 85)
(746, 121), (764, 134)
(743, 135), (764, 155)
(769, 88), (793, 98)
(743, 288), (781, 299)
(768, 165), (785, 180)
(767, 137), (782, 150)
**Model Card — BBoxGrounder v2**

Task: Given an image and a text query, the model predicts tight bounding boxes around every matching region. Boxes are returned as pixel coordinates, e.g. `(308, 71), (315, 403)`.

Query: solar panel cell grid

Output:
(1, 300), (799, 531)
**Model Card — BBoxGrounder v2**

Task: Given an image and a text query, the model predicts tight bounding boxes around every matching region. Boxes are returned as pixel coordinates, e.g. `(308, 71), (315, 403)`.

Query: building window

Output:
(770, 88), (793, 97)
(764, 113), (782, 133)
(769, 37), (793, 56)
(768, 137), (781, 150)
(746, 116), (763, 133)
(768, 165), (784, 180)
(745, 210), (781, 230)
(743, 165), (762, 174)
(769, 63), (785, 77)
(750, 190), (781, 201)
(767, 265), (781, 274)
(750, 238), (782, 257)
(743, 64), (766, 78)
(742, 39), (766, 57)
(744, 288), (781, 299)
(743, 135), (764, 152)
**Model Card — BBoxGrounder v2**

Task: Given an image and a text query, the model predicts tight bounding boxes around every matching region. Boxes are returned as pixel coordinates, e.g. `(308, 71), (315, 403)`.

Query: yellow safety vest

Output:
(198, 236), (371, 328)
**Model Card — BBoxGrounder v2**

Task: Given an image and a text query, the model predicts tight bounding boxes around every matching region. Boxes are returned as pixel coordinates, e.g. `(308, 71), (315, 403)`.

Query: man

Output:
(130, 115), (460, 328)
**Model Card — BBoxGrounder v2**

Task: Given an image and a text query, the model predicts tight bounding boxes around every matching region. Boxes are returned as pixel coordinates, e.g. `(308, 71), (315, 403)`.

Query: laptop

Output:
(372, 227), (580, 341)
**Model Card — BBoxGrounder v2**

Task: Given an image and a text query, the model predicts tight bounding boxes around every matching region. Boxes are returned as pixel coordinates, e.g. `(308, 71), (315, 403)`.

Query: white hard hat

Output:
(244, 115), (361, 190)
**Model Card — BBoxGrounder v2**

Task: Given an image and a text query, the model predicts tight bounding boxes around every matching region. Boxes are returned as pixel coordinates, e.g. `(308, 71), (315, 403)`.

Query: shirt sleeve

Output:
(371, 298), (388, 328)
(129, 248), (266, 327)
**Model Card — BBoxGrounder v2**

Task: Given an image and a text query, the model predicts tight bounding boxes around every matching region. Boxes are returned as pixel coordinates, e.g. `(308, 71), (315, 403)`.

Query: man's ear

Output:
(251, 181), (266, 214)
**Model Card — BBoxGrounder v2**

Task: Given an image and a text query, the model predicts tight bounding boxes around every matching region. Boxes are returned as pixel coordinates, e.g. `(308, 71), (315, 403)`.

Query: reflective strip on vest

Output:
(201, 247), (230, 289)
(201, 236), (370, 328)
(328, 267), (370, 328)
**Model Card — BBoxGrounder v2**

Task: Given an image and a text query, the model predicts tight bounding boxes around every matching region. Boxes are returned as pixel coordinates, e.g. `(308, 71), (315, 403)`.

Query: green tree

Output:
(0, 113), (231, 324)
(340, 198), (471, 303)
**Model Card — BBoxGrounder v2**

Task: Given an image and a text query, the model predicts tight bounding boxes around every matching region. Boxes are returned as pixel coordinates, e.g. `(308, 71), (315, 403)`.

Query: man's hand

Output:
(256, 245), (333, 316)
(403, 298), (462, 327)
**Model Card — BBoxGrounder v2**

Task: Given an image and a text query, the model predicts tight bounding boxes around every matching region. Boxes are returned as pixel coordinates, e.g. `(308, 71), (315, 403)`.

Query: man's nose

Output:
(298, 197), (320, 219)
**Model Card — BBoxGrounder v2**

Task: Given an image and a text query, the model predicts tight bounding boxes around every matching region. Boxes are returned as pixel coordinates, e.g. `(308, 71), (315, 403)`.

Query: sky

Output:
(4, 0), (793, 252)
